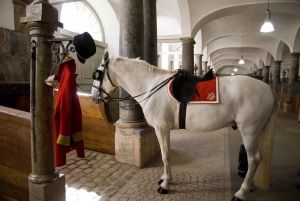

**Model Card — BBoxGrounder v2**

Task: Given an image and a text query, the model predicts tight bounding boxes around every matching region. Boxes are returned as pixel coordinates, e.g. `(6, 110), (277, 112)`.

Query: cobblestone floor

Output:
(57, 128), (231, 201)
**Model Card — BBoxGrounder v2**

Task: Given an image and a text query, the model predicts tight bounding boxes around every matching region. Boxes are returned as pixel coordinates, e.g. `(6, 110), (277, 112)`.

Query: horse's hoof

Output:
(231, 196), (243, 201)
(157, 187), (169, 194)
(158, 179), (164, 185)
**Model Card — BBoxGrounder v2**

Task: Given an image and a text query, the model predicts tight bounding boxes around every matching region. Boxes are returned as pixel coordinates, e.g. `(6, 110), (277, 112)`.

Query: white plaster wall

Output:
(87, 0), (119, 57)
(0, 0), (14, 30)
(194, 29), (202, 54)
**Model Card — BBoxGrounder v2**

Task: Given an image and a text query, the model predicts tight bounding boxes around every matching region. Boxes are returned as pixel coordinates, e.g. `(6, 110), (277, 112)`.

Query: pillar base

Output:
(283, 102), (293, 113)
(29, 173), (65, 201)
(115, 121), (160, 168)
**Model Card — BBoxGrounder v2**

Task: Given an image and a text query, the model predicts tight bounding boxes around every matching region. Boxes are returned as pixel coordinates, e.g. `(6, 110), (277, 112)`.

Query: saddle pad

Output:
(168, 77), (219, 104)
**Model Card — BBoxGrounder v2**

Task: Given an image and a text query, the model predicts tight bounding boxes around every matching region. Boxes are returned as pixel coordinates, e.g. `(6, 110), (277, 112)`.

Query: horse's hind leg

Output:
(154, 126), (172, 194)
(234, 131), (261, 200)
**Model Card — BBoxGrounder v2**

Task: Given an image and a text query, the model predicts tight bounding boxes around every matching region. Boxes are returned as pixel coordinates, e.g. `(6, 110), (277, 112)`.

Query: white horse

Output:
(91, 56), (276, 201)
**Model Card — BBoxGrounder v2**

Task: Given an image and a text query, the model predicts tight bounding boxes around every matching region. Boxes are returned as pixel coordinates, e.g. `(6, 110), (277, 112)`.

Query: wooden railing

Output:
(277, 93), (300, 114)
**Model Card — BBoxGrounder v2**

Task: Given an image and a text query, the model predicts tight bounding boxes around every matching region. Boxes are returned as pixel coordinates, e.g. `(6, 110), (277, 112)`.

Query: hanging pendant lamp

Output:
(260, 0), (274, 32)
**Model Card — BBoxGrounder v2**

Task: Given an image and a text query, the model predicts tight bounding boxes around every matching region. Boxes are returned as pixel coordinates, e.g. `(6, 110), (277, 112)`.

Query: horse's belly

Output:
(184, 104), (234, 131)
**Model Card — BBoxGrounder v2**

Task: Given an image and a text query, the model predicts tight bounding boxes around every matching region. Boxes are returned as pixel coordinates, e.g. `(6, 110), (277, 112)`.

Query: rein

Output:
(91, 60), (178, 109)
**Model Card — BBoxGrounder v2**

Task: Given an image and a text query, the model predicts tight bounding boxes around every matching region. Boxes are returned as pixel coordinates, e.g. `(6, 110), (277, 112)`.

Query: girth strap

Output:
(179, 103), (187, 129)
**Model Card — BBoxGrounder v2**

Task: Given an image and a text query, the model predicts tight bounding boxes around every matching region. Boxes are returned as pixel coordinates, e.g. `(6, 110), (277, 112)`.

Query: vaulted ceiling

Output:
(50, 0), (300, 74)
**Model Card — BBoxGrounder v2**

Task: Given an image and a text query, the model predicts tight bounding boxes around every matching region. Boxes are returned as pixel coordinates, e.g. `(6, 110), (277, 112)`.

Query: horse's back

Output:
(185, 76), (275, 131)
(219, 75), (275, 126)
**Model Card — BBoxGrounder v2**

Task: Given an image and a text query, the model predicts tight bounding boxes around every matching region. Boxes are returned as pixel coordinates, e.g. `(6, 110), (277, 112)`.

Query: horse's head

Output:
(91, 52), (116, 104)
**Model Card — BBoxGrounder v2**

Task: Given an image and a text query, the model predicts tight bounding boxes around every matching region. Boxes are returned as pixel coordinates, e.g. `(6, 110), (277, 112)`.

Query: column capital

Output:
(13, 0), (34, 6)
(195, 54), (203, 58)
(274, 60), (282, 65)
(264, 65), (271, 69)
(20, 1), (63, 29)
(32, 0), (50, 4)
(291, 52), (300, 58)
(180, 37), (196, 45)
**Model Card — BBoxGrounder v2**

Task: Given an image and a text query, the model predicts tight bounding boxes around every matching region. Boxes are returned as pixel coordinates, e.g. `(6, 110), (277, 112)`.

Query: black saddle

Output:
(171, 69), (214, 104)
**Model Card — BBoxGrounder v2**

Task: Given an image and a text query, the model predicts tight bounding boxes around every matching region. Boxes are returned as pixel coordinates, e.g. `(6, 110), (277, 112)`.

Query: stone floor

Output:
(58, 129), (231, 201)
(57, 109), (300, 201)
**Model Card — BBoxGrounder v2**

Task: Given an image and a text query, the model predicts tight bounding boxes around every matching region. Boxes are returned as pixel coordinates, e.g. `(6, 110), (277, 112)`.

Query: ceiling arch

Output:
(212, 54), (262, 69)
(200, 12), (300, 53)
(206, 35), (281, 63)
(209, 47), (269, 66)
(216, 65), (248, 75)
(190, 1), (300, 37)
(214, 59), (254, 73)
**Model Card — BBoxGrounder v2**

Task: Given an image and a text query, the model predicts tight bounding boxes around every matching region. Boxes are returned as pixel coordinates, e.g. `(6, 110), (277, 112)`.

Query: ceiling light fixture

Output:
(231, 73), (235, 76)
(260, 0), (274, 32)
(239, 36), (245, 64)
(234, 66), (238, 72)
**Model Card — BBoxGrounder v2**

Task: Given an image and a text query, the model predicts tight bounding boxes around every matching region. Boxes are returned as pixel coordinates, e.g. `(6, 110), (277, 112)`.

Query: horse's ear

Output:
(103, 51), (109, 63)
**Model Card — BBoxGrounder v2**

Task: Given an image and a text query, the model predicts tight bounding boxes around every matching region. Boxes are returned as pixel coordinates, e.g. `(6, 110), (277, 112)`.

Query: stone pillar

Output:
(253, 71), (257, 76)
(195, 54), (203, 75)
(117, 0), (159, 168)
(157, 54), (160, 68)
(119, 0), (145, 123)
(207, 65), (211, 72)
(143, 0), (157, 66)
(20, 1), (65, 200)
(257, 69), (263, 77)
(283, 53), (300, 113)
(180, 37), (195, 73)
(263, 66), (270, 84)
(279, 70), (286, 109)
(203, 61), (208, 74)
(273, 61), (282, 92)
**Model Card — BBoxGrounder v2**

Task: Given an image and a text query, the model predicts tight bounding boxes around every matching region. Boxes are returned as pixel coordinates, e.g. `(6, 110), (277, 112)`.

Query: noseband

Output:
(91, 59), (116, 103)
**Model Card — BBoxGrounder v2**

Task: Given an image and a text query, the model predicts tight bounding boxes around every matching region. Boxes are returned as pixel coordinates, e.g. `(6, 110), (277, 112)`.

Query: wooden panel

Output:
(0, 106), (31, 200)
(276, 93), (300, 114)
(0, 105), (30, 126)
(0, 179), (28, 201)
(0, 164), (29, 190)
(0, 150), (31, 174)
(78, 94), (115, 154)
(0, 119), (30, 143)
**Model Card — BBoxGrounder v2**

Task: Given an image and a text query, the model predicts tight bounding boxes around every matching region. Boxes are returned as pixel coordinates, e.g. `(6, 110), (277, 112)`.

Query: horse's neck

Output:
(112, 59), (174, 101)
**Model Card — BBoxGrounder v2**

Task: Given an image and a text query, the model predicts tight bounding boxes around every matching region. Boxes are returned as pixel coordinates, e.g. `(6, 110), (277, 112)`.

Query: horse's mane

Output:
(114, 57), (175, 75)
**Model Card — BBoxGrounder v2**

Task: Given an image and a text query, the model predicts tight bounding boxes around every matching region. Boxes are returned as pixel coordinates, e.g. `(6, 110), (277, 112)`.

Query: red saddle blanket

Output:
(168, 77), (219, 103)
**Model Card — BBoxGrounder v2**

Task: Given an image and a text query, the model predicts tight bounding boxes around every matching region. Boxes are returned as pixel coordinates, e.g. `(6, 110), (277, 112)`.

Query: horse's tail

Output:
(253, 97), (277, 190)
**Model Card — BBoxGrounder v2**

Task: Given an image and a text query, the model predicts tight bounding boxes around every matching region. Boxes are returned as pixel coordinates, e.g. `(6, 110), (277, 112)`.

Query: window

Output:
(60, 2), (103, 42)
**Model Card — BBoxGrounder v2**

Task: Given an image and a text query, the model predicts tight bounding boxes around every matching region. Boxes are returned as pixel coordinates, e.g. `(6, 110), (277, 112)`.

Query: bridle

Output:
(91, 59), (117, 103)
(91, 59), (179, 107)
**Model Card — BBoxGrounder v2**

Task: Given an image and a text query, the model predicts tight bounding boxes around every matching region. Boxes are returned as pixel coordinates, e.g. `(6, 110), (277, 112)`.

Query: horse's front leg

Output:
(154, 126), (172, 194)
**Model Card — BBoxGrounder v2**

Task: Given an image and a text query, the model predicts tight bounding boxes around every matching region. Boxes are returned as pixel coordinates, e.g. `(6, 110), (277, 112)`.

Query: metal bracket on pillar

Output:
(43, 38), (75, 75)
